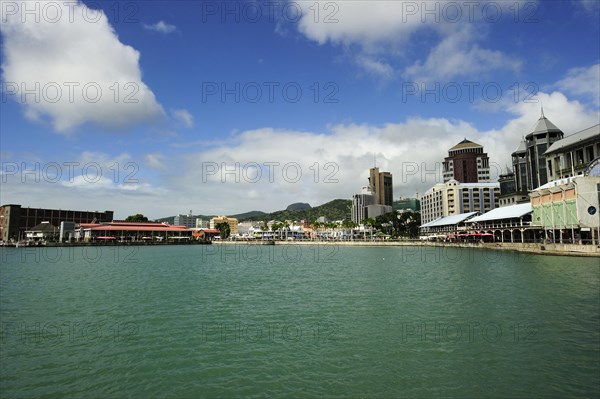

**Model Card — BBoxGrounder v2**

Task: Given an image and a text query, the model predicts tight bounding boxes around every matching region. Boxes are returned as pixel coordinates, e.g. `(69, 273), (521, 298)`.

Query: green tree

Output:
(126, 214), (149, 222)
(215, 222), (231, 239)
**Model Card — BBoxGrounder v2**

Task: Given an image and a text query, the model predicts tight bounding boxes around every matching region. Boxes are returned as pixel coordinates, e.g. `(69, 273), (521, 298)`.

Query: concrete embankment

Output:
(213, 240), (600, 257)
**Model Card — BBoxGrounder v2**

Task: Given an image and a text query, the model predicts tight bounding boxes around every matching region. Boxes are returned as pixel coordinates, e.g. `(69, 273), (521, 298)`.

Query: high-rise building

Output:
(368, 167), (393, 206)
(351, 187), (376, 225)
(442, 139), (490, 183)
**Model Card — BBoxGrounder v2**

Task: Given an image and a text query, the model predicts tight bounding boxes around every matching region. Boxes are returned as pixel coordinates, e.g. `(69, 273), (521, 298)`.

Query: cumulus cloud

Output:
(144, 153), (168, 171)
(1, 0), (165, 133)
(4, 87), (596, 218)
(161, 91), (597, 216)
(143, 21), (178, 34)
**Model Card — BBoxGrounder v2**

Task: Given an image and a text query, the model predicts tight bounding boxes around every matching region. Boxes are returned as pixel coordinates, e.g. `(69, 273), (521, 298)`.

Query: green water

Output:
(1, 245), (599, 398)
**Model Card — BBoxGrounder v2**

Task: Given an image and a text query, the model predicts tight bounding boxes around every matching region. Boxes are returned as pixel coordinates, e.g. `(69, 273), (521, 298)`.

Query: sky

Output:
(1, 0), (599, 219)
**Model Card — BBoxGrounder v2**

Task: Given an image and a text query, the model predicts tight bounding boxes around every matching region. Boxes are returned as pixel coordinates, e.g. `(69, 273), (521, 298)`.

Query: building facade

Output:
(442, 139), (490, 183)
(530, 176), (600, 244)
(393, 197), (421, 212)
(174, 212), (199, 228)
(369, 167), (393, 206)
(0, 204), (113, 242)
(420, 180), (500, 224)
(544, 124), (600, 181)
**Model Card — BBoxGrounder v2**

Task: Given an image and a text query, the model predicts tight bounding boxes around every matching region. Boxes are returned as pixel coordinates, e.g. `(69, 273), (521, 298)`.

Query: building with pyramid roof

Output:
(524, 109), (564, 189)
(442, 138), (491, 183)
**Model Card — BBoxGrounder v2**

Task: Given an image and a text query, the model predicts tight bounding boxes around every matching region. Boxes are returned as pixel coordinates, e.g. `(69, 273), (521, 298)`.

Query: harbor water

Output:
(1, 245), (598, 398)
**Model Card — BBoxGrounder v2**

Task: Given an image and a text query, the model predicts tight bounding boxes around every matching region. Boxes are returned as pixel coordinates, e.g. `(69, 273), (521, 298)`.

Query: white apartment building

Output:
(421, 180), (500, 224)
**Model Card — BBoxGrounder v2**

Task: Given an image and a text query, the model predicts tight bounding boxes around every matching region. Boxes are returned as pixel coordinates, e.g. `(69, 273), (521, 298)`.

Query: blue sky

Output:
(1, 0), (599, 219)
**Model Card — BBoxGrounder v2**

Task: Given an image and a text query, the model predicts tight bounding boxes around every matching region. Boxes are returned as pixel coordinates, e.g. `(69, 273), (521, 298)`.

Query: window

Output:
(576, 149), (584, 165)
(586, 146), (594, 162)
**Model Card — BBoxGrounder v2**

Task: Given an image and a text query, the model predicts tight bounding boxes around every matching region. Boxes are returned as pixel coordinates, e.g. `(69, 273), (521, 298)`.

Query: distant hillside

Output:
(243, 199), (351, 222)
(286, 202), (311, 211)
(230, 210), (267, 219)
(155, 211), (265, 225)
(155, 200), (351, 224)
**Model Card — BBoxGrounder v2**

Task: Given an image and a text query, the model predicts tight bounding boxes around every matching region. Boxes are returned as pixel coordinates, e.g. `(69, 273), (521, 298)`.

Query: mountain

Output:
(155, 200), (351, 224)
(230, 210), (267, 219)
(243, 199), (351, 222)
(286, 202), (311, 211)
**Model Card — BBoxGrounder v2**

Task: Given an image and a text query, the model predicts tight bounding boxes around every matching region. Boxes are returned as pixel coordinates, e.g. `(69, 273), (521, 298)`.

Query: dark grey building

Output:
(0, 204), (114, 242)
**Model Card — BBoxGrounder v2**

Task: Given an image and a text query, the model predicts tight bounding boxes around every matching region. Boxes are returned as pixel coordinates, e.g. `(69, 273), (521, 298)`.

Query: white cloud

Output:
(555, 63), (600, 106)
(1, 1), (165, 133)
(355, 55), (395, 80)
(171, 109), (194, 128)
(403, 27), (522, 82)
(143, 21), (178, 34)
(144, 153), (168, 171)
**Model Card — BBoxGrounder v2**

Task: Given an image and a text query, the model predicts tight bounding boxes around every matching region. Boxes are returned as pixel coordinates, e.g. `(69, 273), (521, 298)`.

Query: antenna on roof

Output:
(540, 103), (545, 118)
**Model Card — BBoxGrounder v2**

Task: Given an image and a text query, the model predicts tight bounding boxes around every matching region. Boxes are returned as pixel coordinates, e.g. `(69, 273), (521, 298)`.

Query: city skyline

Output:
(1, 1), (599, 219)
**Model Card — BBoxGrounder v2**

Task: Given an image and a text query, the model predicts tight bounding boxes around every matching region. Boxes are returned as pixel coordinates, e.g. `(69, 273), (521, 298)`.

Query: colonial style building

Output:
(530, 176), (600, 244)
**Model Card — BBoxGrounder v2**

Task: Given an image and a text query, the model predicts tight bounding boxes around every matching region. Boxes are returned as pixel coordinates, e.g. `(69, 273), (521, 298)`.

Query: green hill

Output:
(243, 199), (351, 222)
(155, 200), (351, 224)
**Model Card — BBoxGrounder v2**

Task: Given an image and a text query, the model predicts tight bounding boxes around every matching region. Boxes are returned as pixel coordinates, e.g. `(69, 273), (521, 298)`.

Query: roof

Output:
(544, 124), (600, 155)
(449, 138), (482, 151)
(468, 203), (532, 223)
(525, 115), (563, 138)
(534, 176), (579, 191)
(512, 140), (526, 155)
(458, 182), (499, 188)
(85, 225), (191, 232)
(420, 212), (478, 228)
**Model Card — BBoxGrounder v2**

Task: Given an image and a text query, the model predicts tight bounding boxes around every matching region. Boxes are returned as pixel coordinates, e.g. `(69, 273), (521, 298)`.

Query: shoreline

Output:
(2, 240), (597, 257)
(213, 240), (600, 257)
